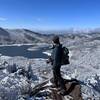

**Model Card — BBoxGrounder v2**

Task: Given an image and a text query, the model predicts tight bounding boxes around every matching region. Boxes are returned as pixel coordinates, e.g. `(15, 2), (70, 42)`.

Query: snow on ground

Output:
(0, 36), (100, 99)
(0, 56), (54, 100)
(0, 54), (100, 99)
(61, 37), (100, 99)
(0, 56), (11, 60)
(0, 56), (53, 100)
(43, 52), (51, 56)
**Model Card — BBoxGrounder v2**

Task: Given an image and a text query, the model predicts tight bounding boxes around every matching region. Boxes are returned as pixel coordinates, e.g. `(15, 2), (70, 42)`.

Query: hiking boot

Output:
(59, 89), (67, 96)
(51, 84), (57, 88)
(57, 87), (62, 91)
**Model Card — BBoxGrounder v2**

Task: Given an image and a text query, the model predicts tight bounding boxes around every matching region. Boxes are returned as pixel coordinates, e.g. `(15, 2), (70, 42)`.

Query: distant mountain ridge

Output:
(0, 27), (10, 36)
(0, 27), (47, 44)
(0, 27), (100, 45)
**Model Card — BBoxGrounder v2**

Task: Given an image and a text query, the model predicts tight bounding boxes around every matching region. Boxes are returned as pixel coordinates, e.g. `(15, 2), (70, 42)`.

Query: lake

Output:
(0, 45), (49, 59)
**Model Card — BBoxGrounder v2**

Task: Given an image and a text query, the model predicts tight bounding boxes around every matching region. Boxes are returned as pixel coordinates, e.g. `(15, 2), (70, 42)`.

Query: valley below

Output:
(0, 27), (100, 99)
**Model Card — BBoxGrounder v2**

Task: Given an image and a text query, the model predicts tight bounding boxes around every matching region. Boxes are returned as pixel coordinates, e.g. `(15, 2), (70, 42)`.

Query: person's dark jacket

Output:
(51, 44), (62, 68)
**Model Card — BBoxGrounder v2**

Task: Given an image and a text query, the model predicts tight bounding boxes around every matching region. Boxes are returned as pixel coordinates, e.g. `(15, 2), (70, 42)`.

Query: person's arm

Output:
(46, 56), (53, 64)
(46, 49), (54, 65)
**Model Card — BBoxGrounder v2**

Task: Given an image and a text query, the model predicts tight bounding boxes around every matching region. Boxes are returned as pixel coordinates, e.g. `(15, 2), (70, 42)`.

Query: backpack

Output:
(61, 47), (70, 65)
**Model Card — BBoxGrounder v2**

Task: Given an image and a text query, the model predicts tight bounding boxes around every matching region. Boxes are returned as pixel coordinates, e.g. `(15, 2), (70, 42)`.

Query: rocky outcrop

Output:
(30, 78), (83, 100)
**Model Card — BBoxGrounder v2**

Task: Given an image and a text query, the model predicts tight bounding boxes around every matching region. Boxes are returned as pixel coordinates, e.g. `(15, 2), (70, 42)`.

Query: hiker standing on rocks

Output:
(46, 35), (66, 95)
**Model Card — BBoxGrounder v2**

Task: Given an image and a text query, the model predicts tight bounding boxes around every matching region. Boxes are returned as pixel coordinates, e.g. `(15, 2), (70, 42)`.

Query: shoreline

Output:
(0, 43), (34, 47)
(0, 43), (50, 47)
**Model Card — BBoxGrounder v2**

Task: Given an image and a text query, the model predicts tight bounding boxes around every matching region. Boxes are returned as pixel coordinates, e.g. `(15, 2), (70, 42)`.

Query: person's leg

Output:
(56, 67), (66, 90)
(52, 69), (59, 87)
(56, 67), (67, 95)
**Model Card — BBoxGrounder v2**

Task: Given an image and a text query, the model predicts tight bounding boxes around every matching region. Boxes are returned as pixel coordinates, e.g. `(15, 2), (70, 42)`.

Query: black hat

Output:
(52, 35), (60, 44)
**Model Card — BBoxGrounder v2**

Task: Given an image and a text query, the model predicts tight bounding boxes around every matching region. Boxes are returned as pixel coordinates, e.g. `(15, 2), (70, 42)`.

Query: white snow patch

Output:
(0, 56), (11, 59)
(3, 69), (8, 74)
(44, 80), (52, 87)
(62, 74), (71, 80)
(43, 52), (51, 56)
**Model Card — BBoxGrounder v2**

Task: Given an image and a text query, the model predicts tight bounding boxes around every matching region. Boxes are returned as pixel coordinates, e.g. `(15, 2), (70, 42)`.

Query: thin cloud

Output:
(37, 18), (41, 22)
(0, 17), (7, 21)
(33, 17), (43, 22)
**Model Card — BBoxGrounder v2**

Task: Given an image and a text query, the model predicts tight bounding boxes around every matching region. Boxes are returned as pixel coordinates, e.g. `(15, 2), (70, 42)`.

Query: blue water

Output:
(0, 45), (49, 59)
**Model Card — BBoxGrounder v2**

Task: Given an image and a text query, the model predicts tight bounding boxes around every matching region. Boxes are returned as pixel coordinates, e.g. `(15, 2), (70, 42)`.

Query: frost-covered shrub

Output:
(6, 63), (17, 73)
(0, 74), (31, 100)
(88, 74), (100, 93)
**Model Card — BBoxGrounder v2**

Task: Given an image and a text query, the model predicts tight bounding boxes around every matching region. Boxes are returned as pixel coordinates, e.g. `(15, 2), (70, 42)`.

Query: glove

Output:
(46, 59), (50, 64)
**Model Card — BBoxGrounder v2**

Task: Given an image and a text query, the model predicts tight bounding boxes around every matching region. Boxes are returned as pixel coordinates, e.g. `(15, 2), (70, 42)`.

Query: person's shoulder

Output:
(56, 44), (62, 46)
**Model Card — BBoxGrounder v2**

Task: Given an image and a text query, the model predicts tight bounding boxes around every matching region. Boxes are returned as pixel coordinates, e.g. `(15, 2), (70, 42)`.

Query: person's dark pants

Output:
(53, 66), (66, 90)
